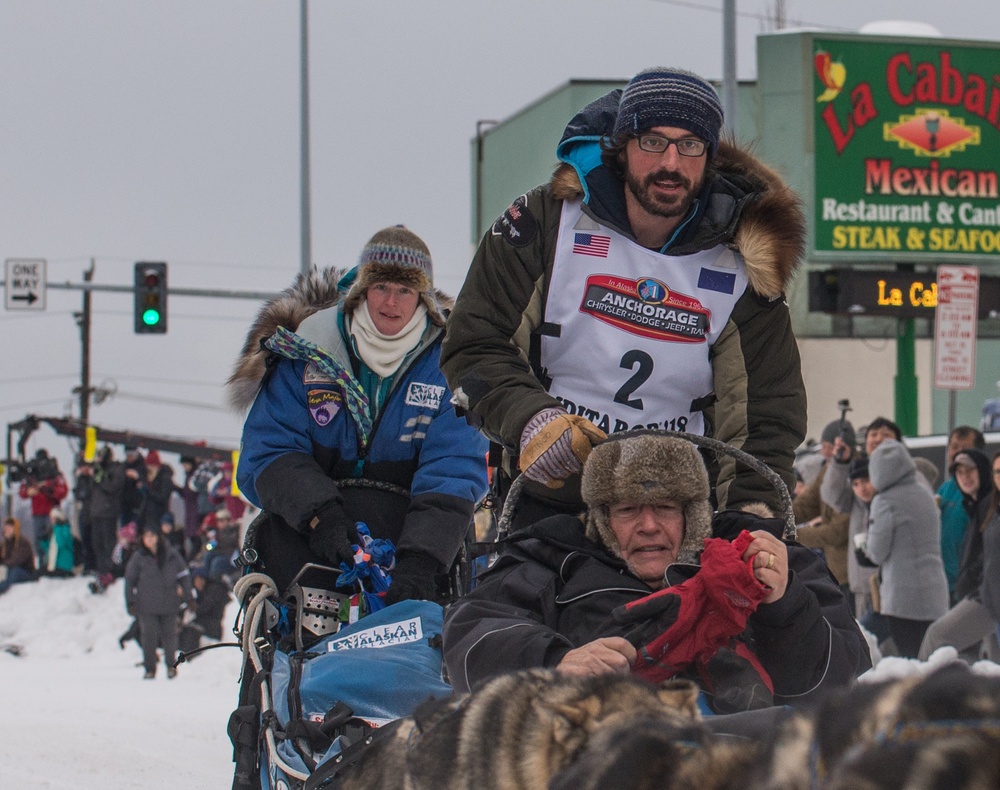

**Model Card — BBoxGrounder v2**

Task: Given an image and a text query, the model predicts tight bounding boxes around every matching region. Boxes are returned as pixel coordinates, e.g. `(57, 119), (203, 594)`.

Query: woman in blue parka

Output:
(229, 226), (488, 600)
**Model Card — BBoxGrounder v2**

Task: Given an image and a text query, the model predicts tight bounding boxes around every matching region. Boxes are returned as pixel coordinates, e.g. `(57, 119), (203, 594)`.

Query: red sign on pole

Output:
(934, 266), (979, 390)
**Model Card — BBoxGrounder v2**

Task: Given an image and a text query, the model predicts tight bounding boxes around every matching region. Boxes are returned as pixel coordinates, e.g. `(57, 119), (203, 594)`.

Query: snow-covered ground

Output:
(0, 576), (242, 789)
(2, 574), (999, 789)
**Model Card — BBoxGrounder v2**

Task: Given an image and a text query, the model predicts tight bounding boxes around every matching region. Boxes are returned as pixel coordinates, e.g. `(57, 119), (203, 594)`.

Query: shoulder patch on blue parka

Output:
(308, 389), (342, 426)
(303, 362), (336, 384)
(491, 196), (537, 248)
(405, 382), (446, 410)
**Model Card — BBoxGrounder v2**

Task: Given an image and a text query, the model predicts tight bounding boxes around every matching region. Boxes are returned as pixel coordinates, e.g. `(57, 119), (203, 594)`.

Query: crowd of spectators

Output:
(2, 445), (247, 677)
(3, 416), (999, 678)
(793, 419), (1000, 662)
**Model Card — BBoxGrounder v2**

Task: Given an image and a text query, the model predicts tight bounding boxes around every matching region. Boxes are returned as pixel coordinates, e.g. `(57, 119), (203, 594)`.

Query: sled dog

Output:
(337, 668), (707, 790)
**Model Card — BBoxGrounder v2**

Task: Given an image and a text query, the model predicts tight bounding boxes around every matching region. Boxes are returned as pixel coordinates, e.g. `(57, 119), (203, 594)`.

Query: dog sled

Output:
(225, 435), (796, 789)
(226, 478), (476, 790)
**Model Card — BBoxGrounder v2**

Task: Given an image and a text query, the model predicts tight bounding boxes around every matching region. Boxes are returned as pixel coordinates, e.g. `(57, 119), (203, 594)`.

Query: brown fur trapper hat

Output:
(341, 225), (445, 326)
(582, 433), (713, 565)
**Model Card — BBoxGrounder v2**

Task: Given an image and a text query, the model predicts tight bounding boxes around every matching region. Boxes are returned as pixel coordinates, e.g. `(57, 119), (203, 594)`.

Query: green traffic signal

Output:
(133, 261), (168, 334)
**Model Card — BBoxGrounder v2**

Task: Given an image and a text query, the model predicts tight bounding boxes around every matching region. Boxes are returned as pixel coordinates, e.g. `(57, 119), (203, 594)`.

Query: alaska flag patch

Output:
(698, 268), (736, 294)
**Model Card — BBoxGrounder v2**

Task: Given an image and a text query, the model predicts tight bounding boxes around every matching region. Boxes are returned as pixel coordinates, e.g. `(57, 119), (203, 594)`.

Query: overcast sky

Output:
(2, 0), (999, 474)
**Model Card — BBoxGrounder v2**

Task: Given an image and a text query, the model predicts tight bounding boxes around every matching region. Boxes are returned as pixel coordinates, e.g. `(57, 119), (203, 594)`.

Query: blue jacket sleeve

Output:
(400, 393), (488, 567)
(236, 359), (341, 531)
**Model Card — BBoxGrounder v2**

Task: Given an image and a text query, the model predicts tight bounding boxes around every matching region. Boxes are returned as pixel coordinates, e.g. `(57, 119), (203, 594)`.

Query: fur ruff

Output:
(225, 266), (452, 414)
(549, 139), (804, 300)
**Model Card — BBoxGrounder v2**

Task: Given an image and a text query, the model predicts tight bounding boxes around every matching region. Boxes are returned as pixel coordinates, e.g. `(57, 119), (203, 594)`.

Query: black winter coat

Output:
(443, 512), (870, 704)
(124, 543), (193, 616)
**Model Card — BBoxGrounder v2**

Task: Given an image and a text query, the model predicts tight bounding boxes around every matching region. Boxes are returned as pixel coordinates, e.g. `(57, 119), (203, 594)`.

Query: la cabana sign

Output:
(813, 36), (1000, 261)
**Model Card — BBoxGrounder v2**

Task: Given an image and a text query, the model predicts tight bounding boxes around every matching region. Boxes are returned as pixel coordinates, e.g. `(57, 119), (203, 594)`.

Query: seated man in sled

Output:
(229, 226), (489, 600)
(442, 432), (870, 713)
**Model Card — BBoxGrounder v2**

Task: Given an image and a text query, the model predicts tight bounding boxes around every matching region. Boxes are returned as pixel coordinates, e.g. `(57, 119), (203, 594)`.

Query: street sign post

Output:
(4, 258), (46, 310)
(934, 265), (979, 390)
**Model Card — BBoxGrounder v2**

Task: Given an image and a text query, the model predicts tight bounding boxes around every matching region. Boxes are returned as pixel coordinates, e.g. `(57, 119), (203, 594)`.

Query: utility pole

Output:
(722, 0), (738, 135)
(78, 260), (94, 423)
(300, 0), (312, 275)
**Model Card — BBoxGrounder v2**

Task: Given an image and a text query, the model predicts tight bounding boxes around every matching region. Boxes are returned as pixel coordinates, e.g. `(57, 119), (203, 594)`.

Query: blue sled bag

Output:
(263, 599), (452, 789)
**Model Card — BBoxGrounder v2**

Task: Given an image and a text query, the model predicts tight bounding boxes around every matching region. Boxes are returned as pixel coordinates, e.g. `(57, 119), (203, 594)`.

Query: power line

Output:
(111, 391), (229, 412)
(107, 375), (227, 389)
(0, 374), (77, 385)
(649, 0), (853, 31)
(0, 398), (73, 413)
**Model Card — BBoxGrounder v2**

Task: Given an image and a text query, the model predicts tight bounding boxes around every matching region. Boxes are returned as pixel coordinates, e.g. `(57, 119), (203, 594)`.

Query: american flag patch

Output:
(573, 233), (611, 257)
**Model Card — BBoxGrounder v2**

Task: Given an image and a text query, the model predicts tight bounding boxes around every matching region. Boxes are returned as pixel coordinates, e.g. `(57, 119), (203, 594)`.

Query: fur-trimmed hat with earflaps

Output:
(340, 225), (445, 326)
(581, 433), (713, 566)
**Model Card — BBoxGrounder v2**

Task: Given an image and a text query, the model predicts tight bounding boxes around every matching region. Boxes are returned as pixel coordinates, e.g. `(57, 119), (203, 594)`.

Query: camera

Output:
(5, 451), (59, 484)
(834, 398), (855, 460)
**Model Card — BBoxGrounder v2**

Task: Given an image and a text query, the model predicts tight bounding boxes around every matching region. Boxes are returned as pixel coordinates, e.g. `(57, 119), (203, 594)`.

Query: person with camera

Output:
(17, 449), (69, 561)
(78, 446), (128, 588)
(792, 418), (855, 598)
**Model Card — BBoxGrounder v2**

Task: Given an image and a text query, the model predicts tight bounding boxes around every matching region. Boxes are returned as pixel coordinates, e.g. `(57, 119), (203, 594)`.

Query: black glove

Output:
(711, 508), (785, 541)
(384, 551), (439, 605)
(306, 502), (357, 566)
(854, 546), (878, 568)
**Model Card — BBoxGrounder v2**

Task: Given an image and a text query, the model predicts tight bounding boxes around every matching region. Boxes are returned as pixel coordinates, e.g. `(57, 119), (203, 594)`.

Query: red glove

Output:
(614, 530), (769, 684)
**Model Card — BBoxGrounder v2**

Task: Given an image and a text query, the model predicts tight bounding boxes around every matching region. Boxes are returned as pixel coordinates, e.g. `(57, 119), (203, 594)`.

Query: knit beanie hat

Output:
(848, 455), (869, 481)
(613, 67), (724, 157)
(581, 433), (713, 566)
(341, 225), (444, 326)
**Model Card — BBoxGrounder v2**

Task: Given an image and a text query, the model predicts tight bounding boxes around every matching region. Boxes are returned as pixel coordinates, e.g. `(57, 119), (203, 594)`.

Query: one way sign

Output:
(5, 258), (47, 311)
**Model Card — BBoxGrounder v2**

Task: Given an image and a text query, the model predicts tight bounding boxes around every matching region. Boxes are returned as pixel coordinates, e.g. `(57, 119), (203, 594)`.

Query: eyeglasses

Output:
(635, 134), (707, 157)
(608, 503), (682, 521)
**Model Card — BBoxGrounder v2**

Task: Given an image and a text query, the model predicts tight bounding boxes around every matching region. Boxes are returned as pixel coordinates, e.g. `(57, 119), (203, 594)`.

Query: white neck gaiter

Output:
(349, 299), (428, 378)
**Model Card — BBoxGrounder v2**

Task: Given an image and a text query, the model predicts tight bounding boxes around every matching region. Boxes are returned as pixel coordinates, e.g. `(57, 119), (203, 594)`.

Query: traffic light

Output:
(134, 262), (168, 334)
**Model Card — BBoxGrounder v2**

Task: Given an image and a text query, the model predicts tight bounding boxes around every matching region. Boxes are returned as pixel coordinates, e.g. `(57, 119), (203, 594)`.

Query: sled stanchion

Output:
(232, 571), (312, 785)
(496, 473), (527, 541)
(640, 430), (797, 540)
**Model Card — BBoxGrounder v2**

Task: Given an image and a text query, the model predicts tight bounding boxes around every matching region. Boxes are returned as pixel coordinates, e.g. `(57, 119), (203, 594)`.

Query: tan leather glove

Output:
(518, 410), (607, 488)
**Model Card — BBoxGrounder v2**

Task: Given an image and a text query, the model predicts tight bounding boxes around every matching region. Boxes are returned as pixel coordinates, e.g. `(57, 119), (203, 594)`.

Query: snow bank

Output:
(0, 576), (242, 789)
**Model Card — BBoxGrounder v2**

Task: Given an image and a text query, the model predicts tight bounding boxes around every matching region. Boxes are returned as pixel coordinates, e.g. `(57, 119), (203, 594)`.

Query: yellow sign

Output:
(83, 427), (97, 462)
(231, 450), (241, 497)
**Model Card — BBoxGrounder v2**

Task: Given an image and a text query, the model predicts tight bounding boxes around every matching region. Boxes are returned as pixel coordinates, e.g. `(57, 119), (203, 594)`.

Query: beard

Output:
(624, 164), (702, 221)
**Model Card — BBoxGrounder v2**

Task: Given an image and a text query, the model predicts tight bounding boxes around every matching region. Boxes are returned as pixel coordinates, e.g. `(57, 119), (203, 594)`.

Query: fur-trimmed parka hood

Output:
(550, 90), (805, 300)
(225, 267), (453, 413)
